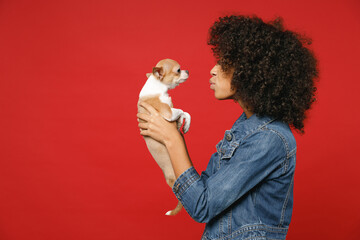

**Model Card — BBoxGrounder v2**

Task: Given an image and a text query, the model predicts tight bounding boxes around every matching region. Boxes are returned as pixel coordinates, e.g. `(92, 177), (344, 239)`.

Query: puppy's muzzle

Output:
(179, 70), (189, 83)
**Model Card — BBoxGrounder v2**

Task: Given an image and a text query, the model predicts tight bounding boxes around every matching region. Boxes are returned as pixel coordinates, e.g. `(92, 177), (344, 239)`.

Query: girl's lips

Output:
(209, 80), (215, 89)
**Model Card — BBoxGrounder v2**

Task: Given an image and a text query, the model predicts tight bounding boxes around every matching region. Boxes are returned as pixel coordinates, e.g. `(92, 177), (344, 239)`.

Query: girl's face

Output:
(209, 64), (236, 100)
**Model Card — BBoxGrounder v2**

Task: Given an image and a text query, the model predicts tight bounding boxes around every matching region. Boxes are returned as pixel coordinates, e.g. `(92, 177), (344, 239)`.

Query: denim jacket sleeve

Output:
(172, 130), (287, 223)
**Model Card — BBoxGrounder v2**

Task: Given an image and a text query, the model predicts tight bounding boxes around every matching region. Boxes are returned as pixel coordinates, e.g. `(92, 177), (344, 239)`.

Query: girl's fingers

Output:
(138, 122), (149, 130)
(139, 129), (149, 136)
(137, 112), (150, 122)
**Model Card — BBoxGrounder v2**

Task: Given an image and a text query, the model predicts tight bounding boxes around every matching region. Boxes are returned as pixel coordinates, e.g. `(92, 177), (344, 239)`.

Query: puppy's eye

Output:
(177, 69), (181, 73)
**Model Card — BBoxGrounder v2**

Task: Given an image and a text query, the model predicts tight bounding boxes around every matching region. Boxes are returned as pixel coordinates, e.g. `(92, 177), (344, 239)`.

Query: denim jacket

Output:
(172, 113), (296, 240)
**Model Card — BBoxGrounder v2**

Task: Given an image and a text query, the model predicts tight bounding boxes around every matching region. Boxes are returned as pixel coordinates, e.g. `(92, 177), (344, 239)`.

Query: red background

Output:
(1, 0), (359, 239)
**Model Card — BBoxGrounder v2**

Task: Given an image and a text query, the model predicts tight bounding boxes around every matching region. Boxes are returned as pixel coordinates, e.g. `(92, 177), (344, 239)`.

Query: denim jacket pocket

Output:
(216, 130), (240, 160)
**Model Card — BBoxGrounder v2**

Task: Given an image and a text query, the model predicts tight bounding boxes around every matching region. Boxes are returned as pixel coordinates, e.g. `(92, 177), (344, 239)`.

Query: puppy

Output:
(138, 59), (190, 216)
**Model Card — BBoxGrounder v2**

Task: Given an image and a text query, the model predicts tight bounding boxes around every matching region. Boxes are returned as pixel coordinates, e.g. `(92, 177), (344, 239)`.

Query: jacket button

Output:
(225, 133), (232, 141)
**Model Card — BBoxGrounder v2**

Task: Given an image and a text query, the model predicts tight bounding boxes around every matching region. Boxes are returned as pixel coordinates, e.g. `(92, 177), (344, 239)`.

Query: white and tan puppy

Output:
(138, 59), (190, 216)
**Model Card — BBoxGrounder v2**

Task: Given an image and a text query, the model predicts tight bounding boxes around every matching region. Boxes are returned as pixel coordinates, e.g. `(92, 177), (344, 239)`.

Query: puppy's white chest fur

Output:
(159, 94), (172, 106)
(140, 76), (165, 96)
(139, 75), (173, 107)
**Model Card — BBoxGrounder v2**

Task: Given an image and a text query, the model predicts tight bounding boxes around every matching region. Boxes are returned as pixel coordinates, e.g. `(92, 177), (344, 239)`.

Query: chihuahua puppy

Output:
(138, 59), (190, 216)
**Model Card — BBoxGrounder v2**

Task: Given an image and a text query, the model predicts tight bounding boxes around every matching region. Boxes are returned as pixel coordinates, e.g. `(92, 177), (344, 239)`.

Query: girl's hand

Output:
(137, 101), (179, 145)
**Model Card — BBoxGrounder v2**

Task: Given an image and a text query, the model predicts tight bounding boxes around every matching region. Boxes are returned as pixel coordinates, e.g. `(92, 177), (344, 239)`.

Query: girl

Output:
(137, 15), (318, 240)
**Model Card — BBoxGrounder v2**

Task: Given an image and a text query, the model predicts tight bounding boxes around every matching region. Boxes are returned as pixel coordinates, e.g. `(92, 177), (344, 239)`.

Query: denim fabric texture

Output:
(172, 112), (296, 240)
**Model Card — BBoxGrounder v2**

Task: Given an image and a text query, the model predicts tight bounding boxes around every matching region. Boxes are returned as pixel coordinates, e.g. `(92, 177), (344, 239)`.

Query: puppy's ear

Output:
(146, 73), (151, 78)
(152, 67), (164, 80)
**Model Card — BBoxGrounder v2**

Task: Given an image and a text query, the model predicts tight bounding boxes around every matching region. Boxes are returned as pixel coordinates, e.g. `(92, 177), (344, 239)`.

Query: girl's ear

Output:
(152, 67), (164, 80)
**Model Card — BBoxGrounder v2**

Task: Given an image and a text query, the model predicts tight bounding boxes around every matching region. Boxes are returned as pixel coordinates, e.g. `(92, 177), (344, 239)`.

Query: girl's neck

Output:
(237, 99), (253, 119)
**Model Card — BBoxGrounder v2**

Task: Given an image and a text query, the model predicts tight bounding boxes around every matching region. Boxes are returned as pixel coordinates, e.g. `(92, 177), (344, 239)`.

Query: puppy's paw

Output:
(182, 112), (191, 134)
(176, 118), (183, 130)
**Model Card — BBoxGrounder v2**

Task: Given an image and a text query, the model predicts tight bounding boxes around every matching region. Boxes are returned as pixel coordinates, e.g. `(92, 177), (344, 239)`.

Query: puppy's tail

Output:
(165, 201), (183, 216)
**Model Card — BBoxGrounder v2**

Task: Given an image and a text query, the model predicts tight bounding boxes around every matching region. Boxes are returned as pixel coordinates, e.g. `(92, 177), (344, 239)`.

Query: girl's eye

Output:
(177, 69), (181, 73)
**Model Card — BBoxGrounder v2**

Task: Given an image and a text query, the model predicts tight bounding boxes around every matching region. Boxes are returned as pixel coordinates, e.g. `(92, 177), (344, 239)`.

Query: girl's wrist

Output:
(164, 130), (192, 179)
(164, 131), (182, 149)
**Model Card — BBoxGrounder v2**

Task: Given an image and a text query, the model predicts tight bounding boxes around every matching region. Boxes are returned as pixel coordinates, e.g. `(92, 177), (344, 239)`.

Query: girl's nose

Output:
(210, 65), (217, 76)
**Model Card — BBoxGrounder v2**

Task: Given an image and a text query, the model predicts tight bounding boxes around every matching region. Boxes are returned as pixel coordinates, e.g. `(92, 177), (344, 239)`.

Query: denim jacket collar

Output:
(230, 112), (276, 142)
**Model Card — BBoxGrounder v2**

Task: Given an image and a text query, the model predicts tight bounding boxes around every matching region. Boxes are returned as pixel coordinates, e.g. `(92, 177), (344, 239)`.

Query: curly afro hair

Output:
(208, 15), (318, 133)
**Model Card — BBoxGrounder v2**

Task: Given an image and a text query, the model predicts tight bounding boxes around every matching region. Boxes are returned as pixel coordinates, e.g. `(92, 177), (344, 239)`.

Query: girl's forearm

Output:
(164, 132), (193, 179)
